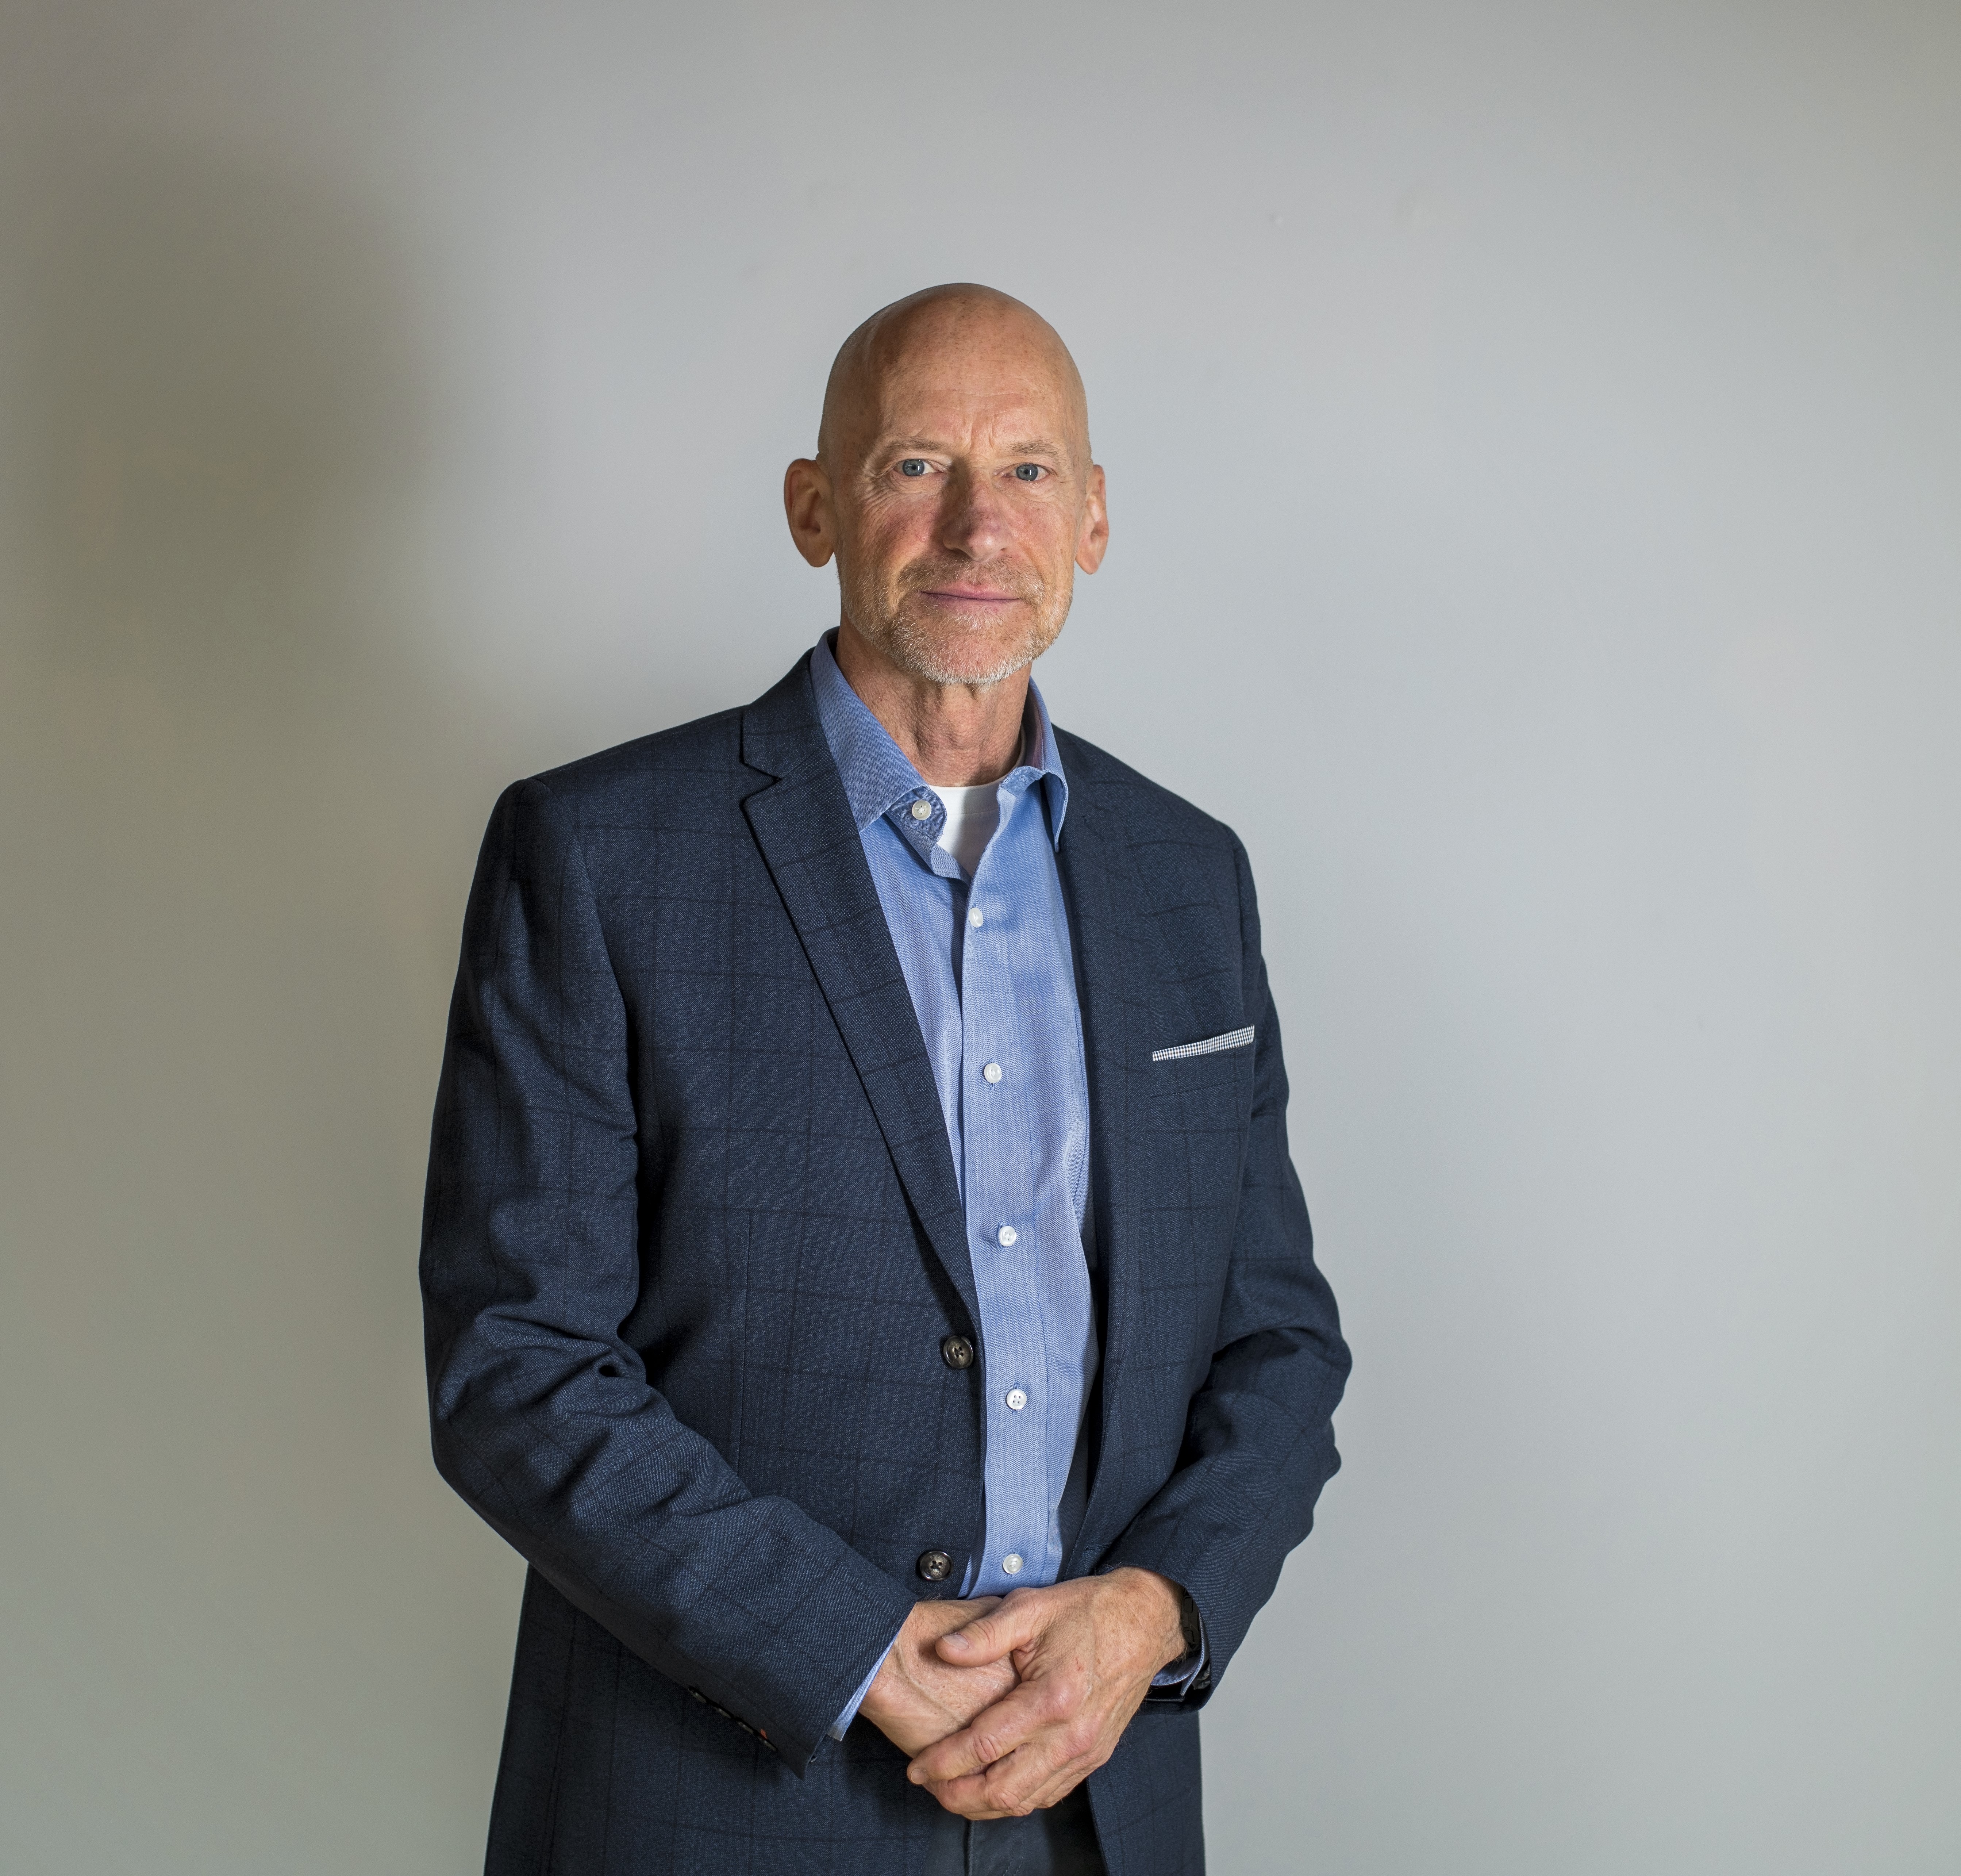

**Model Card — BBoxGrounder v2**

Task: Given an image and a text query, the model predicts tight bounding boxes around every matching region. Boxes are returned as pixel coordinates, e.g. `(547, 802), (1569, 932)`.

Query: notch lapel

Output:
(1054, 763), (1162, 1555)
(739, 663), (978, 1328)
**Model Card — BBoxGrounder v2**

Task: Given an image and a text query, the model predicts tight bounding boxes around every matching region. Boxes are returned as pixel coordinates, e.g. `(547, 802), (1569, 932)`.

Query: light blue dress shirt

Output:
(809, 634), (1200, 1740)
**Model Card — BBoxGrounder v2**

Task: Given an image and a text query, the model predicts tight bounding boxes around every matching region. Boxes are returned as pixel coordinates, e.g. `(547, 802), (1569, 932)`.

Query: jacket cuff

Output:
(1147, 1593), (1210, 1699)
(828, 1620), (905, 1741)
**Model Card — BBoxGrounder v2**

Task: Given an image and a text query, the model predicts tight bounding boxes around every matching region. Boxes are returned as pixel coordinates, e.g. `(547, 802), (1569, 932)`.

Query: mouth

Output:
(916, 586), (1023, 607)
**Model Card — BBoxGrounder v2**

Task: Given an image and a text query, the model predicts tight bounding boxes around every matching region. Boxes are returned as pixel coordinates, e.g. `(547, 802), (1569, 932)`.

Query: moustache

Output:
(898, 560), (1046, 605)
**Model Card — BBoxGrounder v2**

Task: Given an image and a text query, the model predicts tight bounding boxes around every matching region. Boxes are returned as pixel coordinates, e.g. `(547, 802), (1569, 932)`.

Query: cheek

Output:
(1017, 511), (1081, 579)
(852, 500), (936, 574)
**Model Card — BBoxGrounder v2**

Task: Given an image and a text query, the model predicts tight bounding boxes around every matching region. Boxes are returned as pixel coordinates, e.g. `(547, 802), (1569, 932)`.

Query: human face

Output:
(789, 310), (1108, 688)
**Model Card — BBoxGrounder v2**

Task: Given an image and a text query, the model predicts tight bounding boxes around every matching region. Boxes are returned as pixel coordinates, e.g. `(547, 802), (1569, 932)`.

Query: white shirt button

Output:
(983, 1061), (1003, 1083)
(995, 1224), (1018, 1247)
(969, 907), (984, 928)
(1002, 1553), (1023, 1575)
(909, 798), (934, 821)
(1005, 1388), (1028, 1411)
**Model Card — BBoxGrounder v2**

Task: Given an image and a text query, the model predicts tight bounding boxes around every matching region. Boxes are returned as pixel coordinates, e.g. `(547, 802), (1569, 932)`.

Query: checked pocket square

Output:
(1151, 1025), (1256, 1063)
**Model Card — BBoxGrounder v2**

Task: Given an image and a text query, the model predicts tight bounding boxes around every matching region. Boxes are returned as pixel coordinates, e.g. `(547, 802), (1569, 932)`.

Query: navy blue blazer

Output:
(420, 653), (1349, 1876)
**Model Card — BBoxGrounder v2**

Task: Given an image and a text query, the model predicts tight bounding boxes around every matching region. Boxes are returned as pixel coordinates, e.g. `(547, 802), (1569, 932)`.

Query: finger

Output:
(924, 1772), (1015, 1821)
(969, 1698), (1112, 1817)
(906, 1684), (1048, 1785)
(935, 1596), (1041, 1667)
(931, 1742), (1085, 1823)
(987, 1751), (1092, 1819)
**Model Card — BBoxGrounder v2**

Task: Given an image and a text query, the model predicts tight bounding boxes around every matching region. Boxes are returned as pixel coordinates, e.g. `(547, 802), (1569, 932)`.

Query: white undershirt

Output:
(933, 780), (1003, 880)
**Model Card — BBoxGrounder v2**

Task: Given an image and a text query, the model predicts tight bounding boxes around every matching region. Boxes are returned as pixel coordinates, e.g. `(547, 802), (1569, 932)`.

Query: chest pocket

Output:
(1150, 1025), (1254, 1064)
(1145, 1025), (1256, 1121)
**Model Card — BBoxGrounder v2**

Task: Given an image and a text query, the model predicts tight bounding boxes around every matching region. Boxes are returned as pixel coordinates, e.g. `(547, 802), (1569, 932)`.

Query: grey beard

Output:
(838, 565), (1070, 688)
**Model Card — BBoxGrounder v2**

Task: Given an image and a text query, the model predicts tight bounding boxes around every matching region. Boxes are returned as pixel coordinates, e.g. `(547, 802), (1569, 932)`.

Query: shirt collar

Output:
(810, 630), (1069, 847)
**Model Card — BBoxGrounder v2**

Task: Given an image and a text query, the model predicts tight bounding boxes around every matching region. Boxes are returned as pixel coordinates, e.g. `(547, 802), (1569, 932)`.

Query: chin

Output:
(891, 623), (1052, 688)
(889, 596), (1066, 685)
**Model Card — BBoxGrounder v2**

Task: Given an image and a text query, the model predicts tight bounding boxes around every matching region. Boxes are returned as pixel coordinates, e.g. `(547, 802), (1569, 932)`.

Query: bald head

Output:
(816, 284), (1091, 472)
(784, 283), (1108, 709)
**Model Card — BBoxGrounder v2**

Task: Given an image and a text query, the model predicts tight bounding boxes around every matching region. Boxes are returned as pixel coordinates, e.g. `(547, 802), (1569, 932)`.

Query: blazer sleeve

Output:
(1099, 832), (1351, 1703)
(419, 778), (916, 1773)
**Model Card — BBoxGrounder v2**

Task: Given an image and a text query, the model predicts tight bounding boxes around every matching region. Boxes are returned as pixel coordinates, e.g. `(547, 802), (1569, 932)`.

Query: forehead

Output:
(863, 315), (1082, 448)
(869, 375), (1068, 443)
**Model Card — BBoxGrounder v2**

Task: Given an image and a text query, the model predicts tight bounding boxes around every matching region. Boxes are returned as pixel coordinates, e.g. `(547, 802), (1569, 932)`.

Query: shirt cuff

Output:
(1149, 1600), (1208, 1696)
(828, 1622), (906, 1741)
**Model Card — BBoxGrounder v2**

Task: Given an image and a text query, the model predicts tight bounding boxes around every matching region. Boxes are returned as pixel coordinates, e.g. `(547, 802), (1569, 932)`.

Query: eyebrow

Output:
(872, 436), (1069, 459)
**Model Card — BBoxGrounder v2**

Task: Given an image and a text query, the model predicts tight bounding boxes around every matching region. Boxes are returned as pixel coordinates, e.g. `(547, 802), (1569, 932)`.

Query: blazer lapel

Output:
(1054, 760), (1175, 1554)
(739, 660), (979, 1327)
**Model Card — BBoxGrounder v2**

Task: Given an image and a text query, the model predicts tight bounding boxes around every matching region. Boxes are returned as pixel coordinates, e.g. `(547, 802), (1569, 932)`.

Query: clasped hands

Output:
(858, 1567), (1187, 1820)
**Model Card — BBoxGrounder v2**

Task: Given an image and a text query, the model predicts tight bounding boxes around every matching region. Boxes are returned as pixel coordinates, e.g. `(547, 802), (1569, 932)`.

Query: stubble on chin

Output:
(841, 563), (1070, 689)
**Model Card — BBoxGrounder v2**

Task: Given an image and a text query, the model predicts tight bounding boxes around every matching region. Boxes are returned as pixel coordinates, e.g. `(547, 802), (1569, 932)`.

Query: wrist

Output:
(1106, 1566), (1187, 1669)
(859, 1655), (895, 1717)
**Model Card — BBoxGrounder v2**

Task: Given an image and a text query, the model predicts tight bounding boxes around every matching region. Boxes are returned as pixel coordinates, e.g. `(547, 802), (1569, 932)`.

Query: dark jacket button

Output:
(941, 1335), (975, 1369)
(916, 1549), (954, 1582)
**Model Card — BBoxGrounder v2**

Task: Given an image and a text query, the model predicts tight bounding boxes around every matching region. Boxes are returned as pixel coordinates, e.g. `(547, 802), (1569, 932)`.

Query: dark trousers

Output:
(921, 1787), (1106, 1875)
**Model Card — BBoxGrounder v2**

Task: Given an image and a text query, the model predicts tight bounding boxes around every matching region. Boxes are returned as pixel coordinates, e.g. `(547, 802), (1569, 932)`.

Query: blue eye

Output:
(1014, 463), (1043, 481)
(899, 459), (929, 477)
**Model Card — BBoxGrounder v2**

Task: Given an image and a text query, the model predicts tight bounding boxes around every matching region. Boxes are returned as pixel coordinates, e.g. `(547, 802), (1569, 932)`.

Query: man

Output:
(421, 284), (1349, 1876)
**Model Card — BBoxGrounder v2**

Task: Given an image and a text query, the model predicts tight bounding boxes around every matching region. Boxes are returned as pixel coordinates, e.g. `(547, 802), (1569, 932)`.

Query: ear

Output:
(1074, 462), (1109, 575)
(784, 458), (837, 568)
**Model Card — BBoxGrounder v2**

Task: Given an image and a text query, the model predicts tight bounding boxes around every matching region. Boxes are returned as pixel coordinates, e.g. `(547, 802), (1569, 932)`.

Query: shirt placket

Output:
(964, 776), (1058, 1592)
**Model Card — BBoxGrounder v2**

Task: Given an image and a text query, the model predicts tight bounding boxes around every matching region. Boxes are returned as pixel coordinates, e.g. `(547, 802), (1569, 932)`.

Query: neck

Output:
(833, 620), (1029, 786)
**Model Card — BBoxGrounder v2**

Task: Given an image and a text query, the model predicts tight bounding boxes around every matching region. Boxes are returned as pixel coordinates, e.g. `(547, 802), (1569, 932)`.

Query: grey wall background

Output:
(3, 3), (1957, 1871)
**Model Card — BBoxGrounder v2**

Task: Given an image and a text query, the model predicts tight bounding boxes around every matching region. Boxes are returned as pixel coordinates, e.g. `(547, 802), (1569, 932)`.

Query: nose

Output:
(935, 467), (1010, 560)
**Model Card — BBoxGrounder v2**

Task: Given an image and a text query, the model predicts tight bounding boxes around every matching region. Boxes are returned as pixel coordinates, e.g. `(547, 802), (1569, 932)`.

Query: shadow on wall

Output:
(14, 141), (424, 692)
(0, 143), (519, 1871)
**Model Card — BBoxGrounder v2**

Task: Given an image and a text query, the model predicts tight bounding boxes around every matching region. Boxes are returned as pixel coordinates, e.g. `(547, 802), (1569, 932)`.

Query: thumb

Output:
(937, 1599), (1035, 1666)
